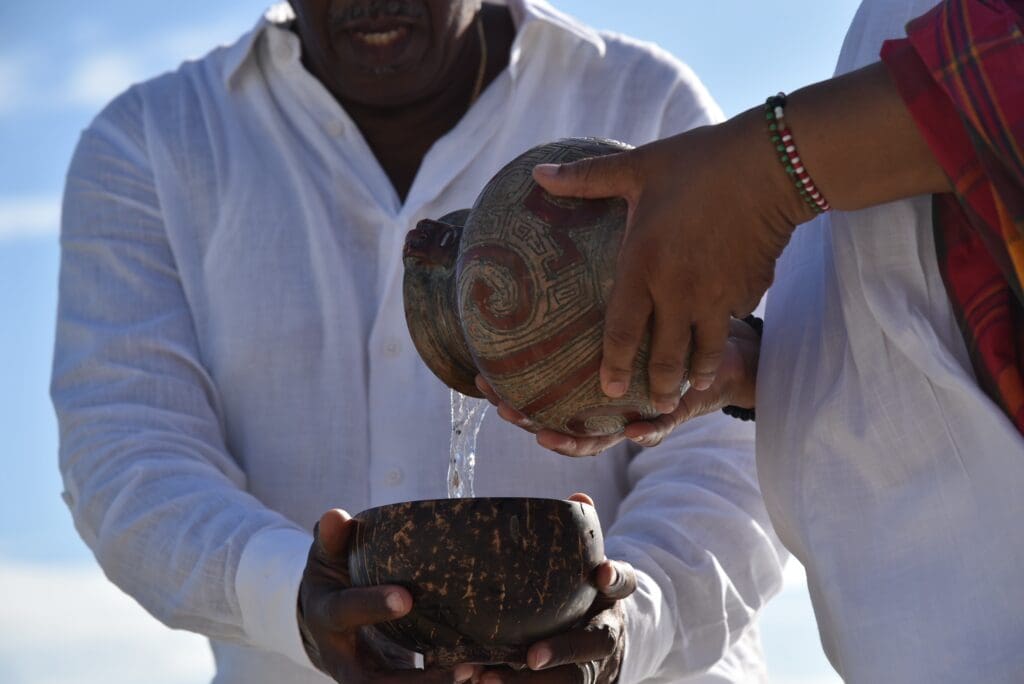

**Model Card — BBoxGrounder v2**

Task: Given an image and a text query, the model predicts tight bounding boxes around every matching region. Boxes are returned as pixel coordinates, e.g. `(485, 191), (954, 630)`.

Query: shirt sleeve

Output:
(52, 87), (316, 671)
(605, 411), (786, 682)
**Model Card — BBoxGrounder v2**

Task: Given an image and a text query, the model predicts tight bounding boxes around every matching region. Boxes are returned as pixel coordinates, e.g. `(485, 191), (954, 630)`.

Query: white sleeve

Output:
(606, 412), (786, 682)
(53, 87), (315, 670)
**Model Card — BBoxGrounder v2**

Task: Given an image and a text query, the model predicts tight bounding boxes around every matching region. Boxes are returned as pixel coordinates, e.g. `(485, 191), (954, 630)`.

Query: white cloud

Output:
(0, 55), (31, 114)
(0, 15), (253, 117)
(65, 52), (144, 109)
(56, 19), (248, 112)
(0, 196), (61, 241)
(154, 20), (252, 63)
(0, 560), (213, 684)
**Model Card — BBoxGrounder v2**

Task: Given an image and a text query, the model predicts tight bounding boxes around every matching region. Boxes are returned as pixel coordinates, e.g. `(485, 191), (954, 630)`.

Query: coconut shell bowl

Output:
(347, 497), (604, 666)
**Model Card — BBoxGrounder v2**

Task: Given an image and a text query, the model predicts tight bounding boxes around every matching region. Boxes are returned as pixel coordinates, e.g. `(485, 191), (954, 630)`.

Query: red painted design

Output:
(523, 185), (612, 277)
(460, 244), (535, 331)
(520, 350), (603, 418)
(475, 307), (603, 376)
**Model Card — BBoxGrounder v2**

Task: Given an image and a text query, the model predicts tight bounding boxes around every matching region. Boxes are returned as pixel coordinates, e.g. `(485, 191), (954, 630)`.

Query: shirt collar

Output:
(221, 0), (604, 88)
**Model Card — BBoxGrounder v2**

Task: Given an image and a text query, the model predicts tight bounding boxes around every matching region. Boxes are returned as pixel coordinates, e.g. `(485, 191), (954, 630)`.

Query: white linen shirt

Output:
(759, 0), (1024, 681)
(53, 2), (784, 682)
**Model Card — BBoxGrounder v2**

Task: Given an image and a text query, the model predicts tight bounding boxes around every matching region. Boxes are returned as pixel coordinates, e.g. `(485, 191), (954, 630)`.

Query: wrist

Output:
(728, 106), (818, 233)
(236, 526), (318, 670)
(782, 62), (950, 210)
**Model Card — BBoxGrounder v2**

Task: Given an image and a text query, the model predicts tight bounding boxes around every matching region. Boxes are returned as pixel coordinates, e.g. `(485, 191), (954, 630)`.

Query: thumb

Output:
(594, 559), (637, 600)
(314, 508), (353, 559)
(532, 151), (638, 200)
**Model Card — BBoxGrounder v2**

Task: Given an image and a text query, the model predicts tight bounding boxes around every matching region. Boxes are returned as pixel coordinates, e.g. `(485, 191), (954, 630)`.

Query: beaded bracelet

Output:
(766, 93), (831, 214)
(721, 315), (762, 422)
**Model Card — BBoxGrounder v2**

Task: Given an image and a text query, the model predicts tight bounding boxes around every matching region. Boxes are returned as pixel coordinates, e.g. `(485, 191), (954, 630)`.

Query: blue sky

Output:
(0, 1), (861, 682)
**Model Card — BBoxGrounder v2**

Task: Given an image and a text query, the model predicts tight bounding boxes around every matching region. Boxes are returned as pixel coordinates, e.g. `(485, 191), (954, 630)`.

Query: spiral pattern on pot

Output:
(455, 139), (657, 435)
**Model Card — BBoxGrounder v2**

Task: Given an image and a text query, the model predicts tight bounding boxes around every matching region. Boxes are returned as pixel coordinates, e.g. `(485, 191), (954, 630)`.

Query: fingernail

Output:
(453, 664), (475, 683)
(693, 375), (713, 391)
(605, 563), (621, 589)
(605, 380), (627, 397)
(385, 591), (407, 614)
(534, 163), (559, 177)
(530, 645), (552, 670)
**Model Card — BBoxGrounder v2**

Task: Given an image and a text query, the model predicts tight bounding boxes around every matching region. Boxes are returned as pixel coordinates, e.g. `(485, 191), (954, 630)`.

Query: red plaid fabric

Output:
(881, 0), (1024, 432)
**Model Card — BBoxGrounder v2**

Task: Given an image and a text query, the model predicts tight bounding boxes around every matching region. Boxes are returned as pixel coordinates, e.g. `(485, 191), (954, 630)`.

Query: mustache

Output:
(330, 0), (427, 27)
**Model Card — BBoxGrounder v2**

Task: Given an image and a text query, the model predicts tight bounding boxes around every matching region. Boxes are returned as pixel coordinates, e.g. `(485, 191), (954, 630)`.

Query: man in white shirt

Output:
(52, 1), (784, 682)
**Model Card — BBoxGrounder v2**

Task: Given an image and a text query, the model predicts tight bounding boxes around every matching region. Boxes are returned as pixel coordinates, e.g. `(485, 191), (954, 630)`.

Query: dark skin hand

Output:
(476, 318), (760, 457)
(473, 493), (637, 684)
(298, 508), (470, 683)
(531, 61), (950, 412)
(299, 499), (635, 683)
(290, 0), (515, 200)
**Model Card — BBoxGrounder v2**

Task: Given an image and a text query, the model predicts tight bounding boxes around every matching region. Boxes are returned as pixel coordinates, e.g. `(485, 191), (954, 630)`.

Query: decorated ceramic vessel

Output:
(348, 497), (604, 666)
(403, 138), (657, 436)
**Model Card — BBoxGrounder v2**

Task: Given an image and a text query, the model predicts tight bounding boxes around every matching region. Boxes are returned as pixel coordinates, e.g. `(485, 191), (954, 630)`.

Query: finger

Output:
(528, 620), (620, 670)
(566, 492), (595, 506)
(481, 663), (594, 684)
(309, 584), (412, 633)
(599, 267), (652, 399)
(496, 401), (534, 430)
(622, 381), (699, 444)
(622, 407), (685, 447)
(474, 375), (501, 406)
(593, 560), (637, 600)
(372, 666), (459, 684)
(315, 508), (353, 559)
(454, 664), (484, 683)
(532, 151), (638, 200)
(729, 316), (761, 343)
(535, 429), (623, 457)
(688, 316), (730, 391)
(646, 301), (692, 414)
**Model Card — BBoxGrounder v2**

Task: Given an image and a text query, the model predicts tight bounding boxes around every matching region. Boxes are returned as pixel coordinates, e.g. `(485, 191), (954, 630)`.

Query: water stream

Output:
(448, 389), (490, 498)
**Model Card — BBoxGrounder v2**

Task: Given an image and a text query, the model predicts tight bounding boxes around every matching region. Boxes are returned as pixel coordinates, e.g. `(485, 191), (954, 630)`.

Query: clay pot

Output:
(403, 138), (657, 436)
(348, 497), (604, 666)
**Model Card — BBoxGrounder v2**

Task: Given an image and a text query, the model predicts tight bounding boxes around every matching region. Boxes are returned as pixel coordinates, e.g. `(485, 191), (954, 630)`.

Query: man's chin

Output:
(334, 66), (440, 107)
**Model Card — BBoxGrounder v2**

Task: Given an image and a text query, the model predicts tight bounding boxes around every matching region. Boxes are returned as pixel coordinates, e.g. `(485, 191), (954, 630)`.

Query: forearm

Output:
(725, 61), (951, 227)
(59, 418), (311, 651)
(56, 96), (317, 669)
(786, 61), (950, 210)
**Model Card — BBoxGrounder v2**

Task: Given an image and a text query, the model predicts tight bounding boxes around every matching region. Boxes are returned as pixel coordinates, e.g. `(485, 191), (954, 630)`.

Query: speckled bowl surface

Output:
(348, 497), (604, 665)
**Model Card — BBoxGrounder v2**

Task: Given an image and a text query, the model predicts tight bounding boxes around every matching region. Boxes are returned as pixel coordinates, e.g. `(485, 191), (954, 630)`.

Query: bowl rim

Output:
(351, 496), (597, 519)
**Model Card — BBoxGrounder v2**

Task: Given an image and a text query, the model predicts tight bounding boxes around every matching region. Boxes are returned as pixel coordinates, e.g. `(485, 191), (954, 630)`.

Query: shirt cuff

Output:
(604, 542), (674, 684)
(236, 525), (316, 670)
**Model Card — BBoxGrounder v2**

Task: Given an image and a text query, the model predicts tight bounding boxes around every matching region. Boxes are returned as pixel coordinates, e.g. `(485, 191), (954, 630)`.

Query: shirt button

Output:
(385, 468), (404, 485)
(382, 340), (401, 357)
